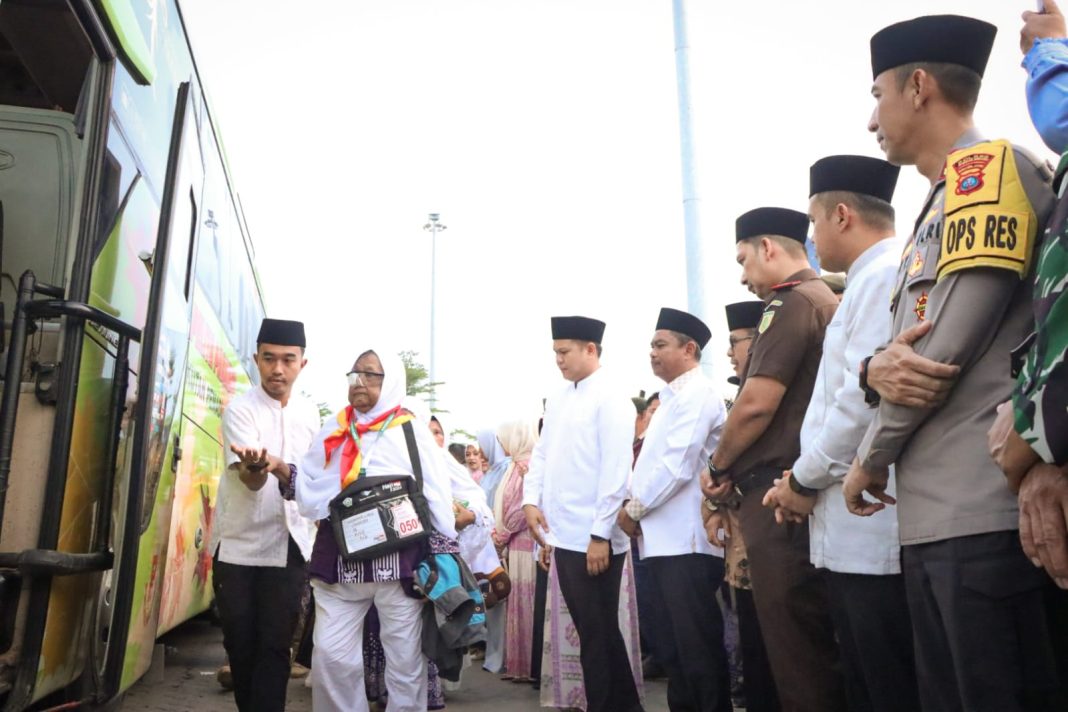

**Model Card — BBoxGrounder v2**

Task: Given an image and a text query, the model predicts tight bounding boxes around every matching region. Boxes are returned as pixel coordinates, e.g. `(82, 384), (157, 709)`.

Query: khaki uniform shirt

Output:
(857, 129), (1055, 545)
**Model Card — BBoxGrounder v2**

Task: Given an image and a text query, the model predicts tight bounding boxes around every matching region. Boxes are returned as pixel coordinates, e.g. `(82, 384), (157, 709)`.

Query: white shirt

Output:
(631, 366), (726, 559)
(793, 237), (902, 575)
(522, 367), (633, 554)
(213, 385), (321, 566)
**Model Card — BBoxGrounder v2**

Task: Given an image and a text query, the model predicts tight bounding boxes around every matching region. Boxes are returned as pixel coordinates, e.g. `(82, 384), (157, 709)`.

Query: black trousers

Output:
(734, 587), (780, 712)
(903, 530), (1066, 712)
(213, 538), (306, 712)
(644, 554), (731, 712)
(736, 487), (847, 712)
(530, 563), (548, 687)
(824, 571), (919, 712)
(554, 548), (642, 712)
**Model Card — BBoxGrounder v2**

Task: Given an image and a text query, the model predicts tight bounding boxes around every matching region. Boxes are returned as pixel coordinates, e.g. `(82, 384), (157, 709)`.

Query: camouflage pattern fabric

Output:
(1014, 152), (1068, 465)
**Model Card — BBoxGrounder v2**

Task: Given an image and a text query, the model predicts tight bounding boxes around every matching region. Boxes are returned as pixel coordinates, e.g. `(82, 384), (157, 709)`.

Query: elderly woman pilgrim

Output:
(295, 346), (457, 712)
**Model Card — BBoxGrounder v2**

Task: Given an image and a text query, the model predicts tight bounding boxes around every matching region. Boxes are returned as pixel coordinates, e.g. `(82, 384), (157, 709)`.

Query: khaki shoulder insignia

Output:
(758, 308), (775, 334)
(937, 139), (1036, 281)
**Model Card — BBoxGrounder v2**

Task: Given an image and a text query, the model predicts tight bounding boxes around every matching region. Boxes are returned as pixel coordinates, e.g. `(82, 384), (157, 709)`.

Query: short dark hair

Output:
(645, 392), (660, 407)
(815, 191), (895, 232)
(669, 331), (702, 362)
(632, 397), (648, 415)
(742, 234), (807, 259)
(895, 62), (981, 112)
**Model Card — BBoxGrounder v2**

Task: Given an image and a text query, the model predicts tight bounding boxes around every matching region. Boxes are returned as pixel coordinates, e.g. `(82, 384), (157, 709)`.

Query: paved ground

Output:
(123, 617), (672, 711)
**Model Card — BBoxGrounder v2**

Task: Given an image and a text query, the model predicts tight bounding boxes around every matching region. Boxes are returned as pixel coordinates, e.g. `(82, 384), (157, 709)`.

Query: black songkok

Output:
(809, 155), (900, 203)
(551, 316), (606, 343)
(735, 207), (809, 244)
(870, 15), (997, 80)
(725, 301), (765, 332)
(257, 318), (306, 347)
(656, 307), (711, 350)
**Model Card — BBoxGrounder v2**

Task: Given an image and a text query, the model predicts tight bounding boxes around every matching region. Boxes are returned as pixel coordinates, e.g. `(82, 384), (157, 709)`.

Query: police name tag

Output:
(340, 509), (388, 553)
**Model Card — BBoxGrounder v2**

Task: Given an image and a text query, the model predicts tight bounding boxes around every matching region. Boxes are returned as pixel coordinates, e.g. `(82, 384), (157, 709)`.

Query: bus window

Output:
(92, 125), (141, 262)
(194, 206), (224, 312)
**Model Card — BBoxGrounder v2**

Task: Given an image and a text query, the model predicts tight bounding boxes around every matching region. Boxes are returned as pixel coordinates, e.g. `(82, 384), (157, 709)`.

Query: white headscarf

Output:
(296, 346), (457, 539)
(354, 348), (406, 423)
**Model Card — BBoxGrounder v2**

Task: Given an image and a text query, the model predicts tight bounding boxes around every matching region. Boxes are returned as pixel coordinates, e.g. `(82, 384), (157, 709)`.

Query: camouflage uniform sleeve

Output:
(1013, 189), (1068, 465)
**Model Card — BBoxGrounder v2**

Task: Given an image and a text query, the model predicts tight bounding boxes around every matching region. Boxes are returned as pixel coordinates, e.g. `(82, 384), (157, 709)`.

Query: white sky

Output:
(180, 0), (1053, 438)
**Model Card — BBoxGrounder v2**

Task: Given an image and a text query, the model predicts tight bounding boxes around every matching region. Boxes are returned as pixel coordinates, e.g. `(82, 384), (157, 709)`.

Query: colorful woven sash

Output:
(323, 405), (413, 487)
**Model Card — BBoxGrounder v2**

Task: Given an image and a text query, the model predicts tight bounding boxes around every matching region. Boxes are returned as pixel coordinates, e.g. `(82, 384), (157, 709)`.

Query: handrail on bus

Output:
(0, 549), (112, 576)
(0, 270), (141, 548)
(24, 299), (142, 343)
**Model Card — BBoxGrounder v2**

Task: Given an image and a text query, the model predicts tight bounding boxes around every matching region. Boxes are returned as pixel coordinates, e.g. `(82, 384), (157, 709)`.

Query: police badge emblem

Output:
(914, 292), (928, 321)
(952, 152), (995, 196)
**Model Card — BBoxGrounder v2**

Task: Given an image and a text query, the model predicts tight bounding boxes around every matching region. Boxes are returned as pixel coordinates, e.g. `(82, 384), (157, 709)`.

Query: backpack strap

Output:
(402, 420), (424, 491)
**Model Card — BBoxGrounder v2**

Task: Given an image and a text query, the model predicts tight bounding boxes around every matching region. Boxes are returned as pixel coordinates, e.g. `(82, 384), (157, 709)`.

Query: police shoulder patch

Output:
(937, 139), (1036, 281)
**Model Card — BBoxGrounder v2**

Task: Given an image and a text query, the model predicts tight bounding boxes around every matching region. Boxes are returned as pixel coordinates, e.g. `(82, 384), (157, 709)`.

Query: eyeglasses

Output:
(347, 370), (385, 387)
(728, 335), (753, 348)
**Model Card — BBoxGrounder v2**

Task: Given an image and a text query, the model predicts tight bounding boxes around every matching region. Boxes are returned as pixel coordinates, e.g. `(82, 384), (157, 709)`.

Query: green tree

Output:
(399, 350), (445, 411)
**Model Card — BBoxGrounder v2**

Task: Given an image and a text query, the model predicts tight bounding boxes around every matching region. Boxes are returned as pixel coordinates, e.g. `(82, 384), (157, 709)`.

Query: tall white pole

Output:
(671, 0), (707, 339)
(423, 213), (445, 409)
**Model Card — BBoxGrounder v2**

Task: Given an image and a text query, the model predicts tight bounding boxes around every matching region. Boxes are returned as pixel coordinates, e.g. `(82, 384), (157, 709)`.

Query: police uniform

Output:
(857, 15), (1061, 711)
(726, 208), (847, 712)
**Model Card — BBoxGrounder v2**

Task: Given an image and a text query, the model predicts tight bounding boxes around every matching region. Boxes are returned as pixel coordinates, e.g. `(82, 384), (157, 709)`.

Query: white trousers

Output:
(311, 579), (427, 712)
(482, 599), (506, 673)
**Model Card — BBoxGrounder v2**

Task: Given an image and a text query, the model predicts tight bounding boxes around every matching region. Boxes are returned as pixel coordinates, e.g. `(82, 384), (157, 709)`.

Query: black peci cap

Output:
(809, 155), (900, 203)
(656, 307), (711, 349)
(736, 207), (809, 244)
(551, 315), (606, 343)
(257, 318), (306, 348)
(870, 15), (997, 80)
(725, 301), (766, 331)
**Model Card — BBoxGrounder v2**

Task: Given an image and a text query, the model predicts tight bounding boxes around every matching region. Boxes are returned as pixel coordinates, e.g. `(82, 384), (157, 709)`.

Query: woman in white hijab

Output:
(297, 346), (457, 712)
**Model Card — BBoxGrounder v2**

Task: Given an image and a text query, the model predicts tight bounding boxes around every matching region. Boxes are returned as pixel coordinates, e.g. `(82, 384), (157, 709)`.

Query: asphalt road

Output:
(122, 617), (673, 711)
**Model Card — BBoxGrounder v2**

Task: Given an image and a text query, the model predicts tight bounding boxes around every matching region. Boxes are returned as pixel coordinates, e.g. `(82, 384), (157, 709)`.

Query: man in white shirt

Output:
(213, 318), (321, 712)
(522, 316), (641, 712)
(762, 155), (919, 712)
(617, 307), (731, 712)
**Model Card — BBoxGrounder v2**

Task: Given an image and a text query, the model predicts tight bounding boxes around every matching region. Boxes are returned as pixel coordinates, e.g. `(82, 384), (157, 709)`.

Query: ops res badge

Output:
(952, 152), (995, 196)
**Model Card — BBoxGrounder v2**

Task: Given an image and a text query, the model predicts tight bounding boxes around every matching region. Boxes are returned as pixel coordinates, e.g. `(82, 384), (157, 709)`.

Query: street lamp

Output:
(422, 213), (446, 409)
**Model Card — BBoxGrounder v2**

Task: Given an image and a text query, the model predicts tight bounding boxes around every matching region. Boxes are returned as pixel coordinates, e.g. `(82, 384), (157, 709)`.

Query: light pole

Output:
(671, 0), (708, 369)
(422, 213), (446, 409)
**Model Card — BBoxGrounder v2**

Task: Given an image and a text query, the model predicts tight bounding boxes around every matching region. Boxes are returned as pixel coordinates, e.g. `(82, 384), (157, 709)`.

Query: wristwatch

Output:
(590, 534), (608, 542)
(708, 462), (728, 483)
(788, 474), (819, 497)
(859, 355), (881, 406)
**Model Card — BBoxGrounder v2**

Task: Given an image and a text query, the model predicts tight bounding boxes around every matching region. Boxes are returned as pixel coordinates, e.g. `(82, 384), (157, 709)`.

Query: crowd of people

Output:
(208, 7), (1068, 712)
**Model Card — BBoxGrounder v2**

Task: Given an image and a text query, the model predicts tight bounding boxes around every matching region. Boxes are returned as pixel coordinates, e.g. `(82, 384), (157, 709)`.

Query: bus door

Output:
(98, 80), (202, 701)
